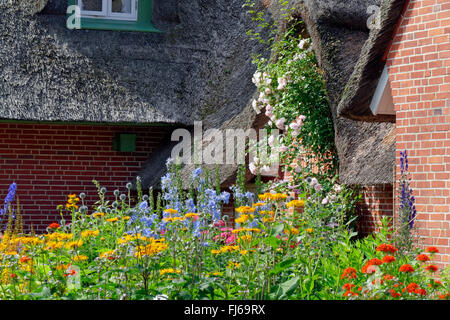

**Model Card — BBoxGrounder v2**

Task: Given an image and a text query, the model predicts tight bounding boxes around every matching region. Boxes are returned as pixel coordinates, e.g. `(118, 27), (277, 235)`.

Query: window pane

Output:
(112, 0), (132, 14)
(81, 0), (103, 12)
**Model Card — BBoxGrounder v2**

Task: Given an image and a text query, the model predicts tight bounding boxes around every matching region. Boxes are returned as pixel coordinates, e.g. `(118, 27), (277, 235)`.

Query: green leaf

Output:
(270, 257), (296, 275)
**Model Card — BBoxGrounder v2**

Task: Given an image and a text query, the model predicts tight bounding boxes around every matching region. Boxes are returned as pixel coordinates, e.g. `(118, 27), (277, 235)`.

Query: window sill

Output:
(78, 18), (161, 32)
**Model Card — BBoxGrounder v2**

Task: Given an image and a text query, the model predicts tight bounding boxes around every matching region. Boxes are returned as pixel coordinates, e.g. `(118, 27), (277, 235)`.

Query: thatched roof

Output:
(338, 0), (407, 121)
(0, 0), (266, 125)
(294, 0), (399, 185)
(1, 1), (402, 188)
(139, 0), (401, 189)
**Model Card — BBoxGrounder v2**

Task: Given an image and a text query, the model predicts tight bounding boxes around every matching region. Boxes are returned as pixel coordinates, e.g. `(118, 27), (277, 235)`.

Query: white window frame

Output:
(369, 65), (396, 116)
(78, 0), (138, 21)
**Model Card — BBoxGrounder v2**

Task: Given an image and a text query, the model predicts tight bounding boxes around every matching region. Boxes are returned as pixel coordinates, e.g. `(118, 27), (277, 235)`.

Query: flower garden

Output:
(0, 3), (448, 302)
(0, 160), (448, 300)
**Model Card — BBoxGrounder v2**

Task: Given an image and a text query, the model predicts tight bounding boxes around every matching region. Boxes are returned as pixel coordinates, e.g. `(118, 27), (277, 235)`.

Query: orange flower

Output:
(425, 247), (439, 254)
(399, 264), (414, 273)
(48, 223), (60, 230)
(404, 283), (419, 293)
(382, 255), (396, 263)
(361, 258), (383, 274)
(389, 289), (401, 298)
(342, 283), (355, 291)
(343, 291), (358, 297)
(19, 256), (31, 264)
(425, 265), (438, 273)
(416, 254), (430, 262)
(383, 274), (395, 281)
(341, 267), (357, 280)
(414, 288), (427, 296)
(376, 244), (398, 254)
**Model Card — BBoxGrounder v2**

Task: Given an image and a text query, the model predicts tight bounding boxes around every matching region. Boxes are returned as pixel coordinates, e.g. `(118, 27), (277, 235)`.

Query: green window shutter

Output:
(113, 133), (136, 152)
(67, 0), (160, 32)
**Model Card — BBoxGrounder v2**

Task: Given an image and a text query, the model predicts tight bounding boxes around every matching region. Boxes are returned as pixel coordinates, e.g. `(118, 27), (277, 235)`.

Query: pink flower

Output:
(277, 77), (287, 90)
(314, 184), (322, 192)
(279, 145), (288, 153)
(268, 135), (276, 147)
(214, 220), (225, 227)
(225, 234), (236, 245)
(276, 118), (286, 130)
(321, 197), (329, 205)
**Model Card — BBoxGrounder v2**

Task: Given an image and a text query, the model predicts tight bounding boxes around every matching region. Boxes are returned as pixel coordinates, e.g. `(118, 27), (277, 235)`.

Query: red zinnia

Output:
(425, 265), (438, 273)
(376, 244), (398, 254)
(342, 283), (355, 291)
(63, 269), (77, 277)
(343, 291), (358, 297)
(48, 223), (60, 230)
(19, 256), (31, 263)
(405, 283), (419, 293)
(425, 247), (439, 254)
(341, 267), (357, 280)
(389, 289), (401, 298)
(361, 258), (383, 274)
(414, 288), (427, 296)
(417, 254), (430, 262)
(383, 274), (395, 281)
(399, 264), (414, 273)
(382, 255), (396, 263)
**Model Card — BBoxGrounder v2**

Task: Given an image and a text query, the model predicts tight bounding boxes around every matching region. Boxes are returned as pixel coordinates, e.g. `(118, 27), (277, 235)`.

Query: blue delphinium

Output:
(399, 150), (416, 229)
(0, 182), (17, 222)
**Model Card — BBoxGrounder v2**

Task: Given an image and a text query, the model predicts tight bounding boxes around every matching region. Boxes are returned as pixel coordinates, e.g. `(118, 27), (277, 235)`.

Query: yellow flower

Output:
(262, 217), (275, 223)
(163, 216), (185, 223)
(235, 214), (249, 224)
(106, 217), (120, 223)
(159, 268), (182, 276)
(306, 228), (314, 234)
(122, 216), (130, 221)
(239, 235), (252, 243)
(81, 230), (100, 238)
(184, 213), (199, 219)
(92, 212), (105, 218)
(44, 232), (73, 241)
(286, 199), (305, 208)
(45, 241), (64, 251)
(56, 263), (70, 271)
(258, 193), (288, 201)
(219, 245), (240, 253)
(252, 202), (266, 207)
(235, 206), (255, 214)
(65, 239), (83, 250)
(211, 249), (220, 255)
(163, 208), (178, 215)
(14, 236), (44, 246)
(99, 250), (117, 260)
(207, 271), (223, 277)
(284, 228), (299, 235)
(134, 239), (169, 258)
(240, 250), (248, 255)
(73, 255), (88, 262)
(227, 261), (241, 269)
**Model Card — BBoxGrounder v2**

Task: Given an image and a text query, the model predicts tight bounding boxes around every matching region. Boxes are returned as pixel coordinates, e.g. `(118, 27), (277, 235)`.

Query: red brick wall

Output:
(0, 122), (170, 233)
(356, 184), (394, 237)
(387, 0), (450, 264)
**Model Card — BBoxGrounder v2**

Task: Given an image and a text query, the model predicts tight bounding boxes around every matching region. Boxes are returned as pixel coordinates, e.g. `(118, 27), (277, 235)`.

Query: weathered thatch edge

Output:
(337, 0), (407, 122)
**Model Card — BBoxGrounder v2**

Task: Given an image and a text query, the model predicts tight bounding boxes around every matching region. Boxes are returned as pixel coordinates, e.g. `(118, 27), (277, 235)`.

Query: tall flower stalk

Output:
(396, 150), (417, 252)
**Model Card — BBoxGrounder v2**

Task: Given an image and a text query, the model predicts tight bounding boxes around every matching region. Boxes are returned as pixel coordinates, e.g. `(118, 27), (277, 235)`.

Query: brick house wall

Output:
(0, 122), (171, 233)
(386, 0), (450, 264)
(356, 184), (395, 237)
